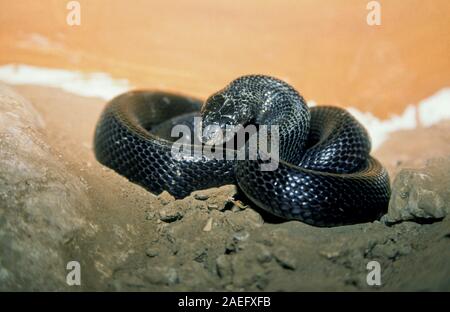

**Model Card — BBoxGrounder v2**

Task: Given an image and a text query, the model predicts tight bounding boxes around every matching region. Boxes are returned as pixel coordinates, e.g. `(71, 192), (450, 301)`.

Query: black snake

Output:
(94, 75), (390, 226)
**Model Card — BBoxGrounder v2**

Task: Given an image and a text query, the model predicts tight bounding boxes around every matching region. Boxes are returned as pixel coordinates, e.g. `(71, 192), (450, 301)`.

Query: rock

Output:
(384, 158), (450, 223)
(159, 205), (183, 223)
(225, 208), (264, 232)
(207, 204), (219, 210)
(203, 217), (213, 232)
(194, 185), (237, 211)
(145, 248), (159, 258)
(194, 193), (209, 200)
(165, 268), (180, 285)
(193, 248), (208, 263)
(273, 248), (297, 270)
(319, 250), (341, 260)
(233, 230), (250, 242)
(0, 84), (88, 290)
(158, 191), (175, 205)
(256, 245), (272, 264)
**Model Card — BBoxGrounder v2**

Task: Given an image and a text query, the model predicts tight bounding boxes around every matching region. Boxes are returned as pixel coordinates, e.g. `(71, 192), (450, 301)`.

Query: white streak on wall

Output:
(418, 88), (450, 127)
(0, 64), (131, 100)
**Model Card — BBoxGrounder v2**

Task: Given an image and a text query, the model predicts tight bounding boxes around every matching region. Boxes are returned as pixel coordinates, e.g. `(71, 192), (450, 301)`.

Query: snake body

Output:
(94, 75), (390, 226)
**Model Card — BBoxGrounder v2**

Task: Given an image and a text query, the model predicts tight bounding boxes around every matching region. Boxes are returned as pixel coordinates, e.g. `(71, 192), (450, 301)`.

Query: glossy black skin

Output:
(94, 75), (391, 227)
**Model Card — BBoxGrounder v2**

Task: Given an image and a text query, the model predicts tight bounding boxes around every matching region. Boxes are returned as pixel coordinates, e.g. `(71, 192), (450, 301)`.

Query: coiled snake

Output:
(94, 75), (390, 226)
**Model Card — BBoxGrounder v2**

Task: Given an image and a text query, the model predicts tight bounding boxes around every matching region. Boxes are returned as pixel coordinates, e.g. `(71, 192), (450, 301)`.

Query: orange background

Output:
(1, 0), (449, 118)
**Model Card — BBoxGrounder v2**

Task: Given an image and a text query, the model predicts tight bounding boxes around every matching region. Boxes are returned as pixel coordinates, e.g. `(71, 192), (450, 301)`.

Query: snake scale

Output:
(94, 75), (391, 226)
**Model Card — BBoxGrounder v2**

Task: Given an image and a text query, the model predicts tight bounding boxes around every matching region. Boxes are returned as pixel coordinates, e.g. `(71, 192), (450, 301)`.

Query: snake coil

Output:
(94, 75), (390, 226)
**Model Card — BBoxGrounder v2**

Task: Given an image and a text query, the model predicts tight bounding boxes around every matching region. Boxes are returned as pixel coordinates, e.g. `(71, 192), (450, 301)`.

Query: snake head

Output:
(200, 92), (252, 145)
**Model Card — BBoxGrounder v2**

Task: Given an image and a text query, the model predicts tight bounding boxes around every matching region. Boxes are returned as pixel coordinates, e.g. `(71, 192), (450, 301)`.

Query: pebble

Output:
(194, 193), (209, 201)
(158, 191), (175, 205)
(233, 230), (250, 242)
(203, 217), (213, 232)
(165, 268), (180, 285)
(273, 249), (297, 270)
(159, 206), (183, 223)
(385, 159), (450, 223)
(256, 246), (272, 264)
(207, 204), (219, 210)
(145, 248), (159, 258)
(319, 250), (341, 260)
(194, 248), (208, 263)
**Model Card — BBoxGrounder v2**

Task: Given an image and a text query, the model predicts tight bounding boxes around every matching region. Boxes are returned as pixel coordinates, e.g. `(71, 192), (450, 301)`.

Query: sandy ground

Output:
(0, 84), (447, 291)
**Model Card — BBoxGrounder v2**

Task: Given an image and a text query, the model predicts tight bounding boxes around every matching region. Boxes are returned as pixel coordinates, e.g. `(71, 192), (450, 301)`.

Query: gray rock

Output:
(159, 204), (183, 223)
(0, 84), (88, 290)
(145, 248), (159, 258)
(255, 245), (272, 264)
(384, 158), (450, 223)
(233, 230), (250, 242)
(207, 204), (219, 210)
(273, 247), (297, 270)
(158, 191), (175, 205)
(194, 193), (209, 201)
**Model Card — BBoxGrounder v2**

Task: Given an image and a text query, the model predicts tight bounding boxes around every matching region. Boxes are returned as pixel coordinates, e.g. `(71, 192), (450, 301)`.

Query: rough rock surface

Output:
(383, 158), (450, 224)
(1, 83), (449, 291)
(0, 85), (88, 290)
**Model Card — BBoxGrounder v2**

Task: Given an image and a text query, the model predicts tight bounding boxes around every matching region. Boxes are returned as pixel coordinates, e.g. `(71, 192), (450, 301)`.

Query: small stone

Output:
(273, 248), (297, 270)
(203, 217), (213, 232)
(194, 248), (208, 263)
(145, 248), (159, 258)
(385, 158), (450, 223)
(158, 191), (175, 205)
(256, 246), (272, 264)
(194, 193), (209, 201)
(159, 206), (183, 223)
(165, 268), (179, 285)
(207, 204), (219, 210)
(319, 250), (341, 260)
(233, 230), (250, 242)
